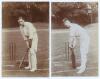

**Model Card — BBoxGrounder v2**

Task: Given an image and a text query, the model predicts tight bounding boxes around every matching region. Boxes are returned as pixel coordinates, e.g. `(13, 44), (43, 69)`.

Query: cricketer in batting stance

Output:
(18, 17), (38, 72)
(63, 19), (90, 74)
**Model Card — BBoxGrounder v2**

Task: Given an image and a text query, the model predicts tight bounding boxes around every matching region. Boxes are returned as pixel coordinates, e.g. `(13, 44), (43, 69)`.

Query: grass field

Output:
(2, 23), (49, 77)
(2, 23), (98, 77)
(51, 23), (98, 76)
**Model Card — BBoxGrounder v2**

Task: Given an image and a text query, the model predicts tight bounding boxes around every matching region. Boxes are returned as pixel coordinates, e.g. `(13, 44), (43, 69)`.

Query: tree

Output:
(2, 2), (49, 28)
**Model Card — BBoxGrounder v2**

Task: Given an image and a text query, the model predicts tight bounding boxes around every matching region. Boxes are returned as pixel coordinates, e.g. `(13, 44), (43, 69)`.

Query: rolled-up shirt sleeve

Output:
(69, 27), (76, 47)
(28, 24), (36, 39)
(20, 26), (27, 40)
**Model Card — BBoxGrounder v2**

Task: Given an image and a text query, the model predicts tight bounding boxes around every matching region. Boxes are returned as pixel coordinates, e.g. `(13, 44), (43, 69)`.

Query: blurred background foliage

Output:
(2, 2), (98, 29)
(52, 2), (98, 29)
(2, 2), (49, 28)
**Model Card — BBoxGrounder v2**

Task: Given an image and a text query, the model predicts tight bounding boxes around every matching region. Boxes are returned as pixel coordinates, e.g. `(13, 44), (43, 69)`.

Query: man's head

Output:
(18, 17), (25, 26)
(63, 18), (71, 28)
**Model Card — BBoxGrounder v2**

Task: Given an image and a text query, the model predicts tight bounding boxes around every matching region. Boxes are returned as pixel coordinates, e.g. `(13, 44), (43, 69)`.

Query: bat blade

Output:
(19, 52), (28, 68)
(70, 48), (76, 69)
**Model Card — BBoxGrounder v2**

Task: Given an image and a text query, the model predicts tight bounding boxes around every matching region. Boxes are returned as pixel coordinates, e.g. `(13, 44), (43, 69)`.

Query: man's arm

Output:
(20, 26), (27, 41)
(28, 23), (36, 40)
(69, 36), (76, 48)
(69, 27), (76, 48)
(28, 23), (35, 48)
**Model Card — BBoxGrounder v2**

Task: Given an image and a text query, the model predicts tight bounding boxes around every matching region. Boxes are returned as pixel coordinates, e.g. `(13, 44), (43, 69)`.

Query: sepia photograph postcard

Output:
(51, 2), (98, 76)
(0, 0), (99, 79)
(2, 2), (49, 77)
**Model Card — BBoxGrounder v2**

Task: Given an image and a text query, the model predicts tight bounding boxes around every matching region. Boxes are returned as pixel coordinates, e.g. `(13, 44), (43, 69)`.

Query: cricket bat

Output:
(70, 47), (76, 69)
(19, 49), (29, 68)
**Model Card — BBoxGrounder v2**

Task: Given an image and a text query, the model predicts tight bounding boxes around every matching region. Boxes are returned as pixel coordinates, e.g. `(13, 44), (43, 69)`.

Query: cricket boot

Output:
(30, 67), (37, 72)
(77, 66), (86, 74)
(24, 66), (30, 70)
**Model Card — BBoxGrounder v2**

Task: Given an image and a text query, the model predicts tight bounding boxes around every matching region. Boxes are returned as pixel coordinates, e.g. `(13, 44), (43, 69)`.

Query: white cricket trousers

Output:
(28, 33), (38, 70)
(80, 34), (90, 68)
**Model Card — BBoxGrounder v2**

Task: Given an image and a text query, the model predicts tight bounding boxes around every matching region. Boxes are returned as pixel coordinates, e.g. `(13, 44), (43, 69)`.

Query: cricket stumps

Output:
(9, 41), (16, 61)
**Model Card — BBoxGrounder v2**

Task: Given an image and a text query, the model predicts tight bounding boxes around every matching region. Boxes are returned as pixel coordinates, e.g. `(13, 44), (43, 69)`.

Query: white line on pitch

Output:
(3, 69), (48, 72)
(52, 67), (98, 74)
(52, 54), (66, 60)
